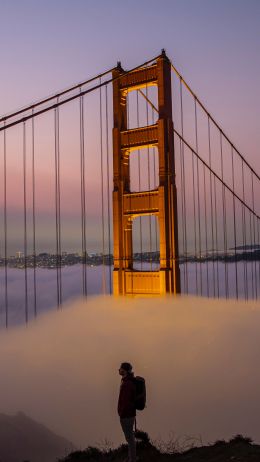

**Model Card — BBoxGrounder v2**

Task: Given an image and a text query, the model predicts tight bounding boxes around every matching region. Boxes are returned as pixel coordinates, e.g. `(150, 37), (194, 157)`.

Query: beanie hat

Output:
(120, 362), (132, 372)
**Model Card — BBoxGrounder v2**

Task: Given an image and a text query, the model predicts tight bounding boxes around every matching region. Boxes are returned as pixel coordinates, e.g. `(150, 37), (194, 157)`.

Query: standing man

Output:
(118, 362), (136, 462)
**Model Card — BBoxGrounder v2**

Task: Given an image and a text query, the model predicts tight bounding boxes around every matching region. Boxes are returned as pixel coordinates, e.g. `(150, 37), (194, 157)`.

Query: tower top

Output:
(116, 61), (123, 72)
(160, 48), (170, 62)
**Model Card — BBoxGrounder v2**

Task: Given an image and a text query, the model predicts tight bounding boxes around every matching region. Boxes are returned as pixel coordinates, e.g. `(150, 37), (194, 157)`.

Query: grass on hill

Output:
(59, 431), (260, 462)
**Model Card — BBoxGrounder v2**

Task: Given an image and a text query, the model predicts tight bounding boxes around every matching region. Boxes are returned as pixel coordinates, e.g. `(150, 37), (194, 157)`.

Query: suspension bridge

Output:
(0, 50), (259, 327)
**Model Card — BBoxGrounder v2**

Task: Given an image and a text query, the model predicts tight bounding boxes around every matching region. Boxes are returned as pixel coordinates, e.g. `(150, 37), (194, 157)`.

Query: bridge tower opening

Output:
(112, 51), (180, 295)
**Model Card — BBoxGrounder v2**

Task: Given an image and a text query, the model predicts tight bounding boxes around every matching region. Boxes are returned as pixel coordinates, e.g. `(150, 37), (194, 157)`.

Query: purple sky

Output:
(0, 0), (259, 254)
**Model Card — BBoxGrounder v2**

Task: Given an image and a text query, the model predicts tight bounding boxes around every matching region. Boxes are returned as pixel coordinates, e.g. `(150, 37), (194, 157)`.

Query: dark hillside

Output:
(60, 433), (260, 462)
(0, 412), (74, 462)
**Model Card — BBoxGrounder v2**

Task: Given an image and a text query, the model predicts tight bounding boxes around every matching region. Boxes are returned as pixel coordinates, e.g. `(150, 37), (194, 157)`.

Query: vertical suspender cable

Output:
(54, 103), (62, 307)
(99, 79), (106, 293)
(240, 200), (246, 300)
(213, 119), (220, 297)
(241, 162), (246, 300)
(152, 109), (158, 260)
(249, 211), (254, 298)
(126, 91), (134, 293)
(191, 145), (198, 295)
(54, 106), (59, 307)
(58, 106), (62, 303)
(257, 218), (260, 290)
(179, 79), (188, 293)
(105, 85), (112, 294)
(203, 163), (209, 297)
(231, 146), (238, 299)
(241, 160), (248, 300)
(197, 159), (203, 295)
(79, 90), (87, 296)
(208, 117), (215, 297)
(3, 124), (8, 328)
(23, 121), (28, 323)
(178, 136), (185, 291)
(251, 172), (257, 299)
(220, 133), (229, 298)
(194, 99), (203, 295)
(136, 91), (143, 269)
(32, 112), (37, 316)
(213, 175), (220, 297)
(145, 79), (153, 270)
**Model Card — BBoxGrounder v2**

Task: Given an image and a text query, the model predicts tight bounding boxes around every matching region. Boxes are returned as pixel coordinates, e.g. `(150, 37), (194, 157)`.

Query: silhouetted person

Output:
(118, 362), (136, 462)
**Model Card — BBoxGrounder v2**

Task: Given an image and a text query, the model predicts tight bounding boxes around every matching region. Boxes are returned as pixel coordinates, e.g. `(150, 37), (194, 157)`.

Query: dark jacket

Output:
(118, 373), (136, 418)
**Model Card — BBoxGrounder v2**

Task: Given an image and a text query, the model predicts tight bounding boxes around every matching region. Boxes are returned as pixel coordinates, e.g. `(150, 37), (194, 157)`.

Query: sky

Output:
(0, 0), (259, 254)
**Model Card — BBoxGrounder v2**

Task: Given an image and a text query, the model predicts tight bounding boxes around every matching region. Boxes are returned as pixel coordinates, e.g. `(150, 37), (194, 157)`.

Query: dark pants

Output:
(120, 417), (136, 462)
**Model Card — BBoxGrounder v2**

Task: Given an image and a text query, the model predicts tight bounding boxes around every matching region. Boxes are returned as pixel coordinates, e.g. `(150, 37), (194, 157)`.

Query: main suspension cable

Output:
(174, 129), (260, 220)
(170, 62), (260, 183)
(0, 55), (161, 131)
(0, 68), (114, 123)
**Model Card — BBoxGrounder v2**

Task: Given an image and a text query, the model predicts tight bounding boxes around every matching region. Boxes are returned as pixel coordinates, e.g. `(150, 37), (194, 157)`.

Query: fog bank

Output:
(0, 295), (260, 448)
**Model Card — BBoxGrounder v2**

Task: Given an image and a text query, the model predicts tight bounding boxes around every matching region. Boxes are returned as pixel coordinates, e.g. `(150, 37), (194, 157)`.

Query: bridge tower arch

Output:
(112, 51), (180, 295)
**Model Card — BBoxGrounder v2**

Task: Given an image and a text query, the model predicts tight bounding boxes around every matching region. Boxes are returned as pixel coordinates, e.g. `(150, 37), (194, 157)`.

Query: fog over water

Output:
(1, 261), (259, 327)
(0, 294), (260, 451)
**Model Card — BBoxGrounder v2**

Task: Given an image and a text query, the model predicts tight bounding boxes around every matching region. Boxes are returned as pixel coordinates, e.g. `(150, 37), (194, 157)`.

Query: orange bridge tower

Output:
(112, 51), (180, 296)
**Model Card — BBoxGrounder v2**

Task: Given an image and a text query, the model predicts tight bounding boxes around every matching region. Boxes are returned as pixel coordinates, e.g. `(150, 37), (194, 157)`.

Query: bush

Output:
(229, 434), (253, 445)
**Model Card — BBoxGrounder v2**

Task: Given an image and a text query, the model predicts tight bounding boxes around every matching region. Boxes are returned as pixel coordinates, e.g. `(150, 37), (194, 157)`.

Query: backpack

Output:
(134, 376), (146, 411)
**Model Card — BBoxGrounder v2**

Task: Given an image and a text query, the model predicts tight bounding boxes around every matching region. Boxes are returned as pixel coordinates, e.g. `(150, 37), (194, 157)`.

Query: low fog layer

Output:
(0, 295), (260, 449)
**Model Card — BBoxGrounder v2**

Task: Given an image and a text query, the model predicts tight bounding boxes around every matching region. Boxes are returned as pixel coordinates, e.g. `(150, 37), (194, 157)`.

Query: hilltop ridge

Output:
(59, 432), (260, 462)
